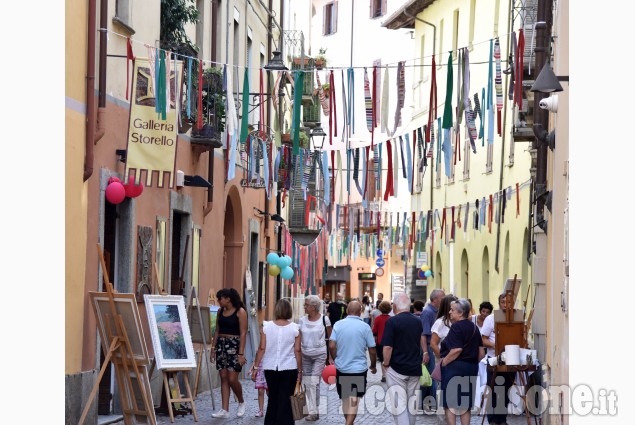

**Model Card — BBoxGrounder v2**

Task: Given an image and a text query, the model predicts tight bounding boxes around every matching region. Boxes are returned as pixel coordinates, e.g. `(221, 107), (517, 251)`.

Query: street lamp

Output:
(264, 50), (288, 71)
(310, 123), (327, 150)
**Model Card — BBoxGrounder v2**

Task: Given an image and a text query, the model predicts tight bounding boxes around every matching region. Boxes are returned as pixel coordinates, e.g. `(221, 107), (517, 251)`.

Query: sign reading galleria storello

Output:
(125, 57), (183, 188)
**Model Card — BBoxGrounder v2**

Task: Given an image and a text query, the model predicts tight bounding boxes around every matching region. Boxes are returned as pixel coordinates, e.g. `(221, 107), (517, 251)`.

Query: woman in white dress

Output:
(430, 295), (458, 362)
(299, 295), (332, 421)
(361, 295), (373, 326)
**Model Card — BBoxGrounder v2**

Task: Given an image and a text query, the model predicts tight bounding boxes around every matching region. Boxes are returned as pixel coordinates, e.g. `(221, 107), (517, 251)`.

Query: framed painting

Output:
(187, 305), (212, 344)
(144, 295), (196, 369)
(209, 305), (220, 340)
(89, 291), (150, 364)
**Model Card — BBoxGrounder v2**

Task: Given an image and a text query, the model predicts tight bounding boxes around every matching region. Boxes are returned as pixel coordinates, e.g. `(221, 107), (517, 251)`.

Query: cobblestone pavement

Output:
(109, 370), (532, 425)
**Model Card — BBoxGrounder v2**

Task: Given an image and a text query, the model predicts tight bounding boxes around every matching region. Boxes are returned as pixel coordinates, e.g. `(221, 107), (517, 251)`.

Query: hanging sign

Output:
(376, 258), (385, 267)
(125, 57), (183, 188)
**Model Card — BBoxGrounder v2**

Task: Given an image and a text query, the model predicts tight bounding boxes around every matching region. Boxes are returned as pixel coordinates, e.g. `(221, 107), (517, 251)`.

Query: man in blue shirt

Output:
(329, 300), (378, 425)
(419, 288), (445, 411)
(382, 292), (424, 425)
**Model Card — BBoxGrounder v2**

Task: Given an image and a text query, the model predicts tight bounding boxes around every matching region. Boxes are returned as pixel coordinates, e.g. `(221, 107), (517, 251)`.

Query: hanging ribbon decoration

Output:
(383, 140), (394, 201)
(427, 54), (437, 141)
(463, 48), (478, 153)
(291, 70), (304, 155)
(442, 51), (454, 177)
(157, 50), (167, 120)
(372, 65), (377, 149)
(394, 61), (405, 134)
(494, 38), (504, 135)
(328, 70), (337, 145)
(125, 38), (135, 100)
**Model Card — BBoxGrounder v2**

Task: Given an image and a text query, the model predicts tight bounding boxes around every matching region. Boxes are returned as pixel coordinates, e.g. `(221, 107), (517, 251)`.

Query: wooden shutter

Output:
(333, 2), (338, 34)
(381, 0), (387, 16)
(323, 4), (327, 35)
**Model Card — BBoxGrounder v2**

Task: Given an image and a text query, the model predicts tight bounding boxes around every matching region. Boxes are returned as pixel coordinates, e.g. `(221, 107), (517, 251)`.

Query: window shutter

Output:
(381, 0), (387, 16)
(333, 2), (338, 34)
(369, 0), (373, 18)
(323, 4), (327, 35)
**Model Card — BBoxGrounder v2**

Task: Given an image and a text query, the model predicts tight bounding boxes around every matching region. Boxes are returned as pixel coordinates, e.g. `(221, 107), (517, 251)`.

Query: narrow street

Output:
(106, 373), (532, 425)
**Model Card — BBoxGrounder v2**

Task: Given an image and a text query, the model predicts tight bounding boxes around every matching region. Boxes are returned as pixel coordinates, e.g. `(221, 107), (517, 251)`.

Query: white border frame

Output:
(144, 295), (196, 369)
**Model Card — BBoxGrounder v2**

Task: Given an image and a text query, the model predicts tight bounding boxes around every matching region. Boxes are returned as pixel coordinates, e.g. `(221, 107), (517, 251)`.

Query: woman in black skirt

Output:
(439, 298), (485, 425)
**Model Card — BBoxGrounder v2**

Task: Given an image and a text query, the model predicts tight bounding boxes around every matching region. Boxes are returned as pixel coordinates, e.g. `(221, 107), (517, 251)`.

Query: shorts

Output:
(336, 369), (368, 399)
(215, 335), (242, 372)
(255, 365), (268, 389)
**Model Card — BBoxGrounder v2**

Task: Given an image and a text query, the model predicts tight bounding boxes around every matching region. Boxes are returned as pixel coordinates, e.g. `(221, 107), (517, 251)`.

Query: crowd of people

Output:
(208, 287), (514, 425)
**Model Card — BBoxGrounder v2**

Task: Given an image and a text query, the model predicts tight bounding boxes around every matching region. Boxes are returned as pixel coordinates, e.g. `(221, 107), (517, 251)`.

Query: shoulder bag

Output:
(432, 322), (478, 382)
(290, 380), (308, 420)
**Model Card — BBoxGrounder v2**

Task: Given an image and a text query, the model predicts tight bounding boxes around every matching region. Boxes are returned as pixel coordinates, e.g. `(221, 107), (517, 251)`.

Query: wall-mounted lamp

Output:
(254, 207), (285, 223)
(184, 174), (212, 188)
(530, 62), (566, 93)
(532, 123), (555, 151)
(264, 51), (288, 71)
(116, 149), (127, 163)
(536, 190), (553, 213)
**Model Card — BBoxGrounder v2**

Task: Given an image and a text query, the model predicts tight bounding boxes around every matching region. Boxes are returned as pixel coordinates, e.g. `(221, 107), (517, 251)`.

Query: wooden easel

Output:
(186, 285), (216, 408)
(480, 274), (537, 425)
(79, 244), (156, 425)
(161, 367), (198, 423)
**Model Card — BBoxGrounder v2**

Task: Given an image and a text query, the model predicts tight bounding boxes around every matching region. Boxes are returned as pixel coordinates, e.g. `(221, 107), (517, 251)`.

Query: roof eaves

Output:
(381, 0), (436, 30)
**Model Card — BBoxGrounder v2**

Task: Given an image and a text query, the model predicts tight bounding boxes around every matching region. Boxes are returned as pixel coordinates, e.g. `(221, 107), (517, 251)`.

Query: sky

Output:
(3, 1), (632, 423)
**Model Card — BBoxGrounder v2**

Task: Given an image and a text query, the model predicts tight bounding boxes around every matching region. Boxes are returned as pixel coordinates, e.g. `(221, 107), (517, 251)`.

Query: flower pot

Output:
(281, 133), (292, 144)
(315, 59), (325, 69)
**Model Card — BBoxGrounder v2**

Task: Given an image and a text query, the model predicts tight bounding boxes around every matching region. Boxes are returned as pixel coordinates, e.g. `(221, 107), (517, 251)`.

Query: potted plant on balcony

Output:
(189, 66), (225, 149)
(314, 47), (327, 69)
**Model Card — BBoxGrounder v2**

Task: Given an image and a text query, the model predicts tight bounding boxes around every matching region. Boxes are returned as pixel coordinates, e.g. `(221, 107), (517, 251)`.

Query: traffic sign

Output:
(376, 258), (385, 267)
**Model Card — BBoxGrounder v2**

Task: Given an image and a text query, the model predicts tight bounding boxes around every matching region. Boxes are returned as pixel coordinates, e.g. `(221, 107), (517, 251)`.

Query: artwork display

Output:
(209, 305), (220, 340)
(89, 292), (150, 364)
(187, 305), (212, 344)
(144, 295), (196, 369)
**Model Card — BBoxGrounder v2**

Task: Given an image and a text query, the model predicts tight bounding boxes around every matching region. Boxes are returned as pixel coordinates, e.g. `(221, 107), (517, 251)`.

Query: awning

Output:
(325, 266), (350, 282)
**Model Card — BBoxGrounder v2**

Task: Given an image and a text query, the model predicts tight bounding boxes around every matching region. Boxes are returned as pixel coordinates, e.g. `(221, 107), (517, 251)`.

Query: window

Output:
(113, 0), (134, 32)
(435, 151), (442, 188)
(449, 131), (456, 184)
(486, 143), (494, 173)
(468, 0), (476, 49)
(437, 19), (444, 69)
(508, 132), (515, 165)
(324, 2), (338, 35)
(370, 0), (387, 18)
(463, 127), (471, 180)
(452, 10), (459, 61)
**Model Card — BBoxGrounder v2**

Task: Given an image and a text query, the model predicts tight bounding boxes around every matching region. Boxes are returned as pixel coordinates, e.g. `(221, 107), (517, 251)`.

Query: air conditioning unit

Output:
(176, 170), (185, 188)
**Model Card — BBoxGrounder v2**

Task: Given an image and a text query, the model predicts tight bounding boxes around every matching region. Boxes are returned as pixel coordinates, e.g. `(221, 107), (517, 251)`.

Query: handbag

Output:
(290, 380), (308, 421)
(420, 363), (432, 387)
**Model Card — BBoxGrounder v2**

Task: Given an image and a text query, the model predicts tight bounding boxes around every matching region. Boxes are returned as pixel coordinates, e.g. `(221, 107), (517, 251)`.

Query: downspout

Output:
(494, 0), (514, 272)
(84, 0), (107, 181)
(403, 7), (436, 272)
(205, 0), (220, 214)
(404, 8), (435, 57)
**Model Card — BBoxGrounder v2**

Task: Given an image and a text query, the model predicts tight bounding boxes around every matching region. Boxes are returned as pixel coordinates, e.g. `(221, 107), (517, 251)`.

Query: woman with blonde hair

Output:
(251, 299), (302, 425)
(298, 295), (332, 421)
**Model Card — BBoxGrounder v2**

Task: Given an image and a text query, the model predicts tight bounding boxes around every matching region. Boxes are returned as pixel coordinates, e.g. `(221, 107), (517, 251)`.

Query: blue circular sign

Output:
(376, 258), (385, 267)
(376, 249), (384, 258)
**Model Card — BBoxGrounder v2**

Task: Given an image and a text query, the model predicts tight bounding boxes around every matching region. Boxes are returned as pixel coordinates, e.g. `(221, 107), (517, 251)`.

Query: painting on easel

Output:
(90, 292), (150, 364)
(209, 305), (220, 340)
(144, 295), (196, 369)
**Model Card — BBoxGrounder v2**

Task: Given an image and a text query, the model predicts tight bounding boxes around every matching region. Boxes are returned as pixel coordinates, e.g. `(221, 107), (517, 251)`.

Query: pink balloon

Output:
(105, 181), (126, 204)
(124, 175), (144, 198)
(108, 176), (122, 184)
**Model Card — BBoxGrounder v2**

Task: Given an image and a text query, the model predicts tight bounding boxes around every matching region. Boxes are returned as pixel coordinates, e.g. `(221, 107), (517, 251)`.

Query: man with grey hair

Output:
(419, 288), (445, 411)
(381, 292), (424, 425)
(329, 300), (377, 425)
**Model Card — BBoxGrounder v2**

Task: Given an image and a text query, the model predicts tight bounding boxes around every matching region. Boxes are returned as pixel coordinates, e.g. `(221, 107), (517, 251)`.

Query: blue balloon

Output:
(283, 255), (293, 268)
(281, 266), (294, 280)
(267, 253), (280, 265)
(425, 270), (432, 278)
(276, 255), (287, 268)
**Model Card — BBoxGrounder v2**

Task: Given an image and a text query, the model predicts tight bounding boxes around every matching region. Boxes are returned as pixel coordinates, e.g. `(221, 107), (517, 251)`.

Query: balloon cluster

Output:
(420, 264), (433, 278)
(266, 253), (295, 280)
(105, 176), (144, 205)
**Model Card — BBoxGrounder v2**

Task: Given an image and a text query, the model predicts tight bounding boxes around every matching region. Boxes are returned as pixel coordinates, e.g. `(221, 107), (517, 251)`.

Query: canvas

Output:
(89, 291), (150, 364)
(144, 295), (197, 369)
(209, 305), (220, 339)
(187, 305), (212, 344)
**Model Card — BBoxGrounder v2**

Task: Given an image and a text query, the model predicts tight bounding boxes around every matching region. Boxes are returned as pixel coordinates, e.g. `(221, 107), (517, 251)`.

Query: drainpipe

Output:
(404, 8), (435, 57)
(84, 0), (107, 182)
(534, 0), (553, 229)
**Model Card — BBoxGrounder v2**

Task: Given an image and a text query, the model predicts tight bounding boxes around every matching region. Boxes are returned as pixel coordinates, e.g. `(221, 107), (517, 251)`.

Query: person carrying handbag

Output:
(438, 298), (485, 425)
